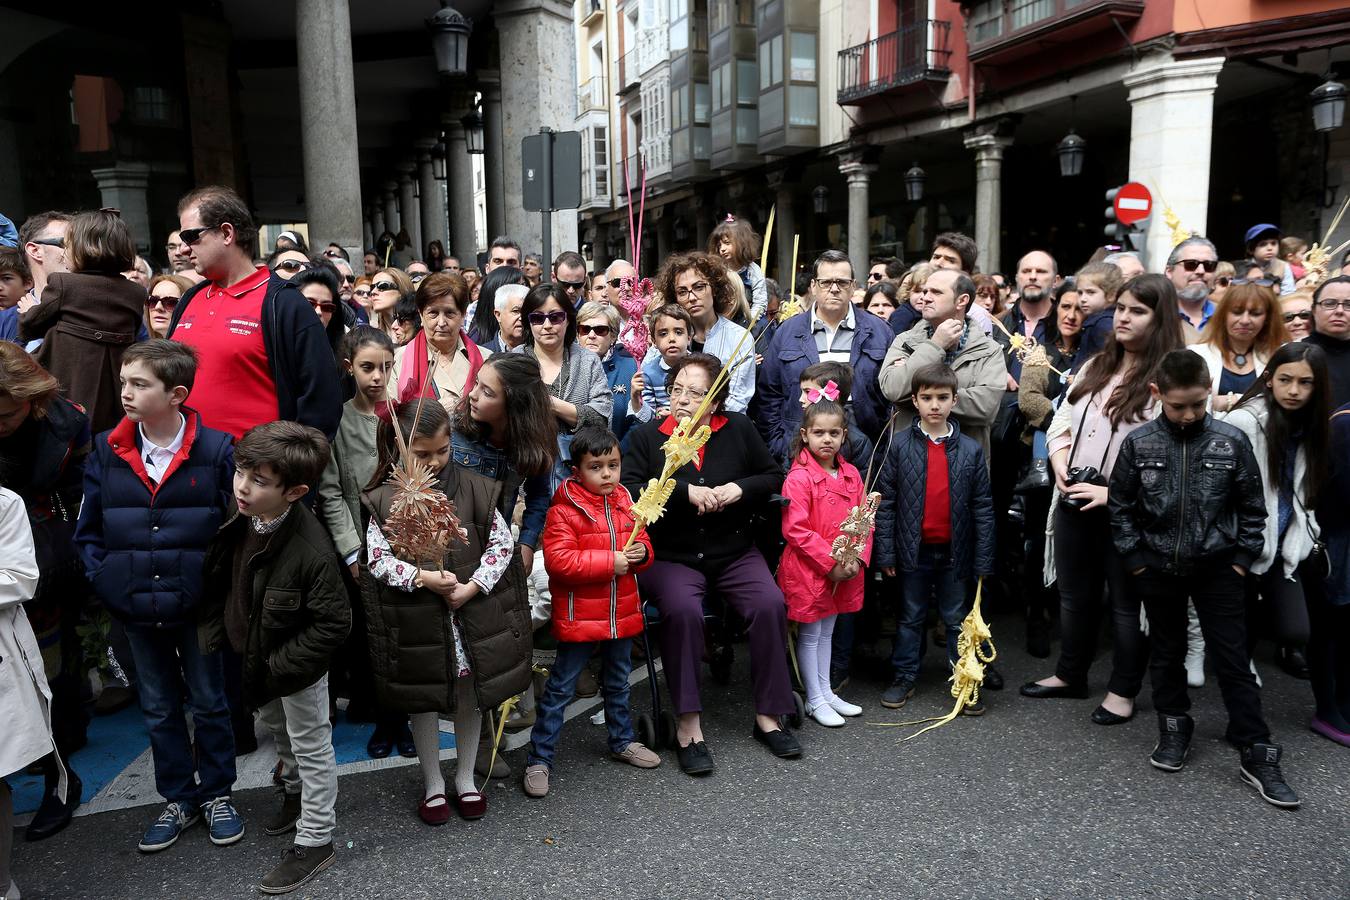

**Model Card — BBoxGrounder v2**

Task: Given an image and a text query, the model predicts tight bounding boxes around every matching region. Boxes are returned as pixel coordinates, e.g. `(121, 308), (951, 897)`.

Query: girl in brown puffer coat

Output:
(361, 400), (531, 826)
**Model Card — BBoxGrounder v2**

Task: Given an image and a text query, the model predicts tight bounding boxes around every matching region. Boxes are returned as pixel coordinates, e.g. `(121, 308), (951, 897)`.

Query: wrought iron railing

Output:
(836, 19), (952, 104)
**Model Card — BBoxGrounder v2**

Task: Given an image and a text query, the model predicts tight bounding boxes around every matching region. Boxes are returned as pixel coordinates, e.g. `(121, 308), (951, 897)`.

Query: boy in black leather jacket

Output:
(1110, 349), (1298, 809)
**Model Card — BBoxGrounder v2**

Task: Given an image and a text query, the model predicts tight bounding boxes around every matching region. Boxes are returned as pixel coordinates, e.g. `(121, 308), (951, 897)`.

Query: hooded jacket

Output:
(777, 448), (871, 622)
(542, 477), (653, 643)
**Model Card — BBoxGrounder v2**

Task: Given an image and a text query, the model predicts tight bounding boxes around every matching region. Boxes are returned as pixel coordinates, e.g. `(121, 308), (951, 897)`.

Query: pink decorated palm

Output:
(617, 275), (654, 362)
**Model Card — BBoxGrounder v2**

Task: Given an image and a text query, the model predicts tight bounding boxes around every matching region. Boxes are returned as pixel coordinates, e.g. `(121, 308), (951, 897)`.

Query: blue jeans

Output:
(124, 623), (236, 805)
(527, 638), (635, 769)
(890, 544), (970, 682)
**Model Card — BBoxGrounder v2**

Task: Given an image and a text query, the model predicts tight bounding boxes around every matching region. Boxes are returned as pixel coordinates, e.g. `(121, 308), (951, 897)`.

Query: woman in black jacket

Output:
(623, 353), (799, 776)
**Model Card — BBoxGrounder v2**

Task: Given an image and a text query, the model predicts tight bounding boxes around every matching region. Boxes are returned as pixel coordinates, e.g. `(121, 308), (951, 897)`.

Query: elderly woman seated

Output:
(622, 352), (800, 776)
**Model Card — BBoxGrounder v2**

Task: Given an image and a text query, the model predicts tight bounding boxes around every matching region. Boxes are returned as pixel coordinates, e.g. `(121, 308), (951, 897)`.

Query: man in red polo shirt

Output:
(168, 186), (341, 440)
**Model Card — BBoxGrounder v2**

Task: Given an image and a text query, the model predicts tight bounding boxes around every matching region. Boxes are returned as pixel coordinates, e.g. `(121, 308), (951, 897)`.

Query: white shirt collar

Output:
(921, 421), (954, 445)
(140, 413), (187, 459)
(811, 304), (856, 334)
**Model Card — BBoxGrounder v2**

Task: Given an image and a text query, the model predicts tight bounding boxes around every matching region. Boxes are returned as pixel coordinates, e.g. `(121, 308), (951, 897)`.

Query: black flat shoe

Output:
(676, 740), (715, 776)
(1277, 646), (1310, 680)
(1091, 704), (1135, 726)
(366, 726), (393, 760)
(752, 725), (803, 759)
(25, 768), (82, 842)
(1019, 681), (1090, 699)
(394, 720), (417, 758)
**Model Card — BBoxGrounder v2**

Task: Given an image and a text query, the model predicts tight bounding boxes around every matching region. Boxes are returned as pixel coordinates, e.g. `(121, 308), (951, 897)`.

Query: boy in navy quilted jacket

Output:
(874, 363), (995, 713)
(523, 426), (658, 799)
(74, 339), (243, 853)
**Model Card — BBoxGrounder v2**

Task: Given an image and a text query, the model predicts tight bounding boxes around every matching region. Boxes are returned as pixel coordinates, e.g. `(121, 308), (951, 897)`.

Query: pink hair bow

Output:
(806, 380), (840, 404)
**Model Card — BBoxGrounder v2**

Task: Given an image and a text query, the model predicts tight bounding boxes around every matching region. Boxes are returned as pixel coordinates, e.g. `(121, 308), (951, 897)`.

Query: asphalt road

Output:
(10, 614), (1348, 900)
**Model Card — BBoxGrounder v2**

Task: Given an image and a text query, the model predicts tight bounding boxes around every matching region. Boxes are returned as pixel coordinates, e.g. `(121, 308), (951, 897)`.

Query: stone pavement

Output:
(11, 614), (1347, 899)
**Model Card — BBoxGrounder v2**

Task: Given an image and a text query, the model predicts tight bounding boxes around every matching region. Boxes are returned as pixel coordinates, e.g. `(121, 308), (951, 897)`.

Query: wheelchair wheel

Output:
(788, 691), (805, 729)
(658, 709), (679, 749)
(635, 713), (656, 751)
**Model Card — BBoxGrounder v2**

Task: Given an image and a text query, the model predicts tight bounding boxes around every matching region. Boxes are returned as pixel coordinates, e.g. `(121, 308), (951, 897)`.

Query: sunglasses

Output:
(323, 249), (345, 259)
(528, 310), (568, 326)
(557, 279), (587, 292)
(274, 260), (310, 273)
(146, 295), (179, 310)
(353, 288), (372, 298)
(309, 300), (337, 313)
(1231, 277), (1275, 288)
(410, 273), (428, 283)
(340, 274), (356, 284)
(178, 225), (219, 246)
(608, 278), (629, 289)
(867, 272), (884, 282)
(372, 281), (398, 292)
(1283, 310), (1312, 322)
(1177, 258), (1219, 273)
(577, 324), (612, 337)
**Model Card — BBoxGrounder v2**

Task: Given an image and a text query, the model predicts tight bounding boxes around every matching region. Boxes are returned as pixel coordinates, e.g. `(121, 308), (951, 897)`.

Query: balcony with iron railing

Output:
(837, 19), (952, 105)
(577, 76), (608, 115)
(962, 0), (1145, 64)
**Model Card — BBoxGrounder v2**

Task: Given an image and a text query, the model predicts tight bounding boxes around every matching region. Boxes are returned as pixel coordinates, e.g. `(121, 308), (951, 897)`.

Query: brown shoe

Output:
(259, 842), (334, 895)
(522, 764), (550, 798)
(611, 742), (661, 769)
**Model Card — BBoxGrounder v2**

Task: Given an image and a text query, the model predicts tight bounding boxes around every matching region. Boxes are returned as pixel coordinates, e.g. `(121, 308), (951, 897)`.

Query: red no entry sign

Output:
(1114, 182), (1152, 226)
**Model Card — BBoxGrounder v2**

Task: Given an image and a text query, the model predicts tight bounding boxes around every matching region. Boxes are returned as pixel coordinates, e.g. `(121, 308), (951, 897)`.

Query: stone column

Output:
(838, 152), (877, 282)
(1124, 54), (1225, 270)
(398, 170), (421, 256)
(382, 183), (399, 239)
(371, 204), (385, 242)
(478, 69), (507, 243)
(768, 171), (795, 285)
(418, 140), (446, 255)
(90, 162), (152, 255)
(656, 211), (673, 263)
(495, 0), (579, 254)
(362, 213), (373, 253)
(693, 194), (712, 250)
(295, 0), (363, 260)
(445, 119), (479, 261)
(962, 126), (1015, 275)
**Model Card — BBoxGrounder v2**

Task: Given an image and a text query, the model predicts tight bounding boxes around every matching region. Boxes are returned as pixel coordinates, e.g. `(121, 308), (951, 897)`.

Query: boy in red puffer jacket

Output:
(523, 426), (660, 798)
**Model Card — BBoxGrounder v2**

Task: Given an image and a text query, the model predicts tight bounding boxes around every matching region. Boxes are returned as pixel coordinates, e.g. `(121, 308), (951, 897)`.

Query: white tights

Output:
(796, 615), (839, 708)
(410, 674), (482, 801)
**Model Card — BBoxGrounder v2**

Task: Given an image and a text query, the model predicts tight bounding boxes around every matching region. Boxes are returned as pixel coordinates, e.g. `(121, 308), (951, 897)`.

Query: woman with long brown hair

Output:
(1022, 273), (1184, 726)
(655, 251), (756, 412)
(368, 267), (413, 336)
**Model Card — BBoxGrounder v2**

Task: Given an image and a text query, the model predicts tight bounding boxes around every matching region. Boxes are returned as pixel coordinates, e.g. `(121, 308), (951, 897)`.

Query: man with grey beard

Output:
(1166, 236), (1219, 330)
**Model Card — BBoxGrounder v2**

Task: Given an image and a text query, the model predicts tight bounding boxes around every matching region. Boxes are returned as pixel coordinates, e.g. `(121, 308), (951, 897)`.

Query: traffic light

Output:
(1104, 186), (1127, 245)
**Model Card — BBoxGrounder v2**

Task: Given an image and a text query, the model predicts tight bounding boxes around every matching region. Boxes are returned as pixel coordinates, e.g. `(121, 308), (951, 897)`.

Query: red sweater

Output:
(920, 436), (952, 544)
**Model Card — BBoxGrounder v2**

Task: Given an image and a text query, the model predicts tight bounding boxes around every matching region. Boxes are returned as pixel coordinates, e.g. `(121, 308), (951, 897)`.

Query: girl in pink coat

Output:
(777, 396), (871, 727)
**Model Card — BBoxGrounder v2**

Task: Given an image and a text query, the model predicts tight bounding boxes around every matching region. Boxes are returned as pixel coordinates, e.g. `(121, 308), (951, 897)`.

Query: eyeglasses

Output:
(557, 279), (587, 292)
(528, 310), (568, 326)
(32, 238), (64, 248)
(1283, 310), (1313, 322)
(146, 295), (179, 310)
(308, 300), (336, 313)
(1177, 258), (1219, 273)
(178, 226), (219, 246)
(668, 386), (708, 401)
(409, 272), (428, 283)
(674, 281), (709, 300)
(372, 281), (398, 293)
(273, 260), (310, 274)
(577, 324), (612, 337)
(1317, 298), (1350, 311)
(815, 278), (855, 292)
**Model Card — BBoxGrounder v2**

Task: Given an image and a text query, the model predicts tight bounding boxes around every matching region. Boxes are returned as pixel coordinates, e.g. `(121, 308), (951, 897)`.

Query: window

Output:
(736, 60), (757, 104)
(788, 85), (817, 127)
(594, 125), (608, 194)
(712, 63), (732, 110)
(789, 32), (816, 83)
(672, 85), (688, 129)
(967, 0), (1003, 42)
(759, 35), (783, 90)
(736, 109), (758, 144)
(694, 81), (711, 122)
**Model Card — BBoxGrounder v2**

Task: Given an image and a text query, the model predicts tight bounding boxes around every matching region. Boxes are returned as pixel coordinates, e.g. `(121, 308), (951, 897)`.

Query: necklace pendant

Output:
(1233, 353), (1247, 367)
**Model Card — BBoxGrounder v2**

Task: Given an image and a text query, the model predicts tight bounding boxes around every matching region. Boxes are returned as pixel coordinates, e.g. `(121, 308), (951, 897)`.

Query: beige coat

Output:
(0, 488), (62, 791)
(879, 318), (1009, 460)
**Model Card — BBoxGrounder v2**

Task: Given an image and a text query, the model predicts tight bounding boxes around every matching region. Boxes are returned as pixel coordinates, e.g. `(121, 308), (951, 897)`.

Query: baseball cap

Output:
(1243, 223), (1281, 248)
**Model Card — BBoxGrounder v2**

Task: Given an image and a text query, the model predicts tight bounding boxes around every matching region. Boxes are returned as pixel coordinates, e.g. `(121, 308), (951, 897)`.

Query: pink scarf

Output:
(395, 328), (484, 406)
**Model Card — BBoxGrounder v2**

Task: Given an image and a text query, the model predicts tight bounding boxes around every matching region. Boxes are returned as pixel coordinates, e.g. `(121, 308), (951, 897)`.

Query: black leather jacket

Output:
(1108, 414), (1266, 575)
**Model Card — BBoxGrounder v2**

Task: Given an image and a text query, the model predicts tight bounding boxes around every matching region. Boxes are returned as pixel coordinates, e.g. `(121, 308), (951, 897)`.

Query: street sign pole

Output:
(539, 127), (553, 266)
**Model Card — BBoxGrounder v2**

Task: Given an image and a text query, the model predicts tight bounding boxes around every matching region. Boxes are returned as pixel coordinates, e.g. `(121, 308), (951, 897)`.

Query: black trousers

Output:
(1052, 505), (1147, 696)
(1134, 563), (1271, 748)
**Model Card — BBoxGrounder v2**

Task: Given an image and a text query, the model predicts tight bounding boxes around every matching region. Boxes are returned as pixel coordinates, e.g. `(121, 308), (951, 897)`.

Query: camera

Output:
(1060, 465), (1107, 511)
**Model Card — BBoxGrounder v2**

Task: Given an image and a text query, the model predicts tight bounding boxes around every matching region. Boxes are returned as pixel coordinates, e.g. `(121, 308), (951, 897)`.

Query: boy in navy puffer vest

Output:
(74, 339), (242, 853)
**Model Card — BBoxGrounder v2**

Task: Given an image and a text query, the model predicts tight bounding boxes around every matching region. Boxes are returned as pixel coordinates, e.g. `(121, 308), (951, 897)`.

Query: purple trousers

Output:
(639, 550), (795, 717)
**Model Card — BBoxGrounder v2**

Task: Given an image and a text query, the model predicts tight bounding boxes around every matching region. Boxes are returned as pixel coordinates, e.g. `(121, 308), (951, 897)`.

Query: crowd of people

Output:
(1, 188), (1348, 897)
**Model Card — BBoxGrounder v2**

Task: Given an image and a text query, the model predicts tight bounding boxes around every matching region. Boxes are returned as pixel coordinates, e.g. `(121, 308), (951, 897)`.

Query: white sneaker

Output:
(826, 695), (863, 717)
(1185, 657), (1205, 688)
(807, 701), (846, 727)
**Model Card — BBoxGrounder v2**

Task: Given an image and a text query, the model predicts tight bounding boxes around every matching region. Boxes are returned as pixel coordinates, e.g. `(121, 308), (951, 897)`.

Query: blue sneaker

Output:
(201, 796), (245, 846)
(138, 802), (200, 853)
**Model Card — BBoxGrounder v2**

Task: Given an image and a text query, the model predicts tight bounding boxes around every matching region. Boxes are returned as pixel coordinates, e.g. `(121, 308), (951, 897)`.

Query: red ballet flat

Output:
(418, 794), (450, 826)
(455, 790), (487, 820)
